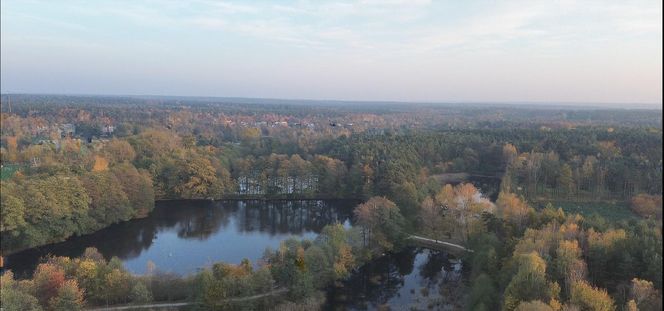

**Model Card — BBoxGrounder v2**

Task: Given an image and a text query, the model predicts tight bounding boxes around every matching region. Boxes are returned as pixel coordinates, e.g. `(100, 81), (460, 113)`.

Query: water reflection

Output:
(5, 199), (356, 277)
(326, 248), (464, 311)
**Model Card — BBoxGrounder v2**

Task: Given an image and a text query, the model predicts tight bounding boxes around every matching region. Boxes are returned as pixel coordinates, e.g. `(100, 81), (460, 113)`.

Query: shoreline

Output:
(1, 197), (361, 258)
(154, 196), (362, 202)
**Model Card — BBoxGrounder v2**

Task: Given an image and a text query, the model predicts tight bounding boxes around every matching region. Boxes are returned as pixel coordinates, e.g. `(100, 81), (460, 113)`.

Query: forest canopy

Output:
(0, 95), (661, 310)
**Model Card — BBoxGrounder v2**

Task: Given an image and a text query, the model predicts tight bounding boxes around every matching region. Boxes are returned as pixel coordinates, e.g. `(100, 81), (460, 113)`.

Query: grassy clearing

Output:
(534, 200), (637, 222)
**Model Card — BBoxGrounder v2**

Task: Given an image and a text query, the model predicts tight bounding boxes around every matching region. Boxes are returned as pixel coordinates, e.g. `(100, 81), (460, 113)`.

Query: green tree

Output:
(102, 138), (136, 164)
(48, 280), (85, 311)
(353, 197), (406, 252)
(558, 164), (575, 197)
(514, 301), (553, 311)
(553, 240), (586, 298)
(81, 171), (132, 227)
(467, 273), (498, 310)
(419, 196), (444, 241)
(105, 268), (132, 304)
(176, 155), (224, 199)
(111, 163), (154, 217)
(130, 281), (153, 304)
(288, 269), (315, 300)
(570, 281), (615, 311)
(503, 252), (560, 311)
(13, 176), (91, 251)
(0, 181), (26, 235)
(0, 271), (42, 311)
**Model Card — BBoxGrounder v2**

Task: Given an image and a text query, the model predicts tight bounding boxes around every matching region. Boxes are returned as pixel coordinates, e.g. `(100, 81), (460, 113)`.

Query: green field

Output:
(535, 200), (637, 222)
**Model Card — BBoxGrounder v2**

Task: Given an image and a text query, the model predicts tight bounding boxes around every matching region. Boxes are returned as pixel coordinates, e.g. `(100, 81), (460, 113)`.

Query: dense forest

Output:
(0, 95), (662, 310)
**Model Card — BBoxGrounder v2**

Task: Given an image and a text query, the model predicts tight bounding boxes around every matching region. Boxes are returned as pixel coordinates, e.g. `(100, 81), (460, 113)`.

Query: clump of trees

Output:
(502, 134), (661, 202)
(1, 163), (154, 253)
(461, 191), (662, 311)
(230, 154), (348, 198)
(417, 183), (494, 243)
(354, 197), (406, 252)
(0, 248), (155, 310)
(192, 260), (275, 310)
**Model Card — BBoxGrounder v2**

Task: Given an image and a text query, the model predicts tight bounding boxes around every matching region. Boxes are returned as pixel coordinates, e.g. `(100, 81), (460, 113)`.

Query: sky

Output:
(1, 0), (662, 106)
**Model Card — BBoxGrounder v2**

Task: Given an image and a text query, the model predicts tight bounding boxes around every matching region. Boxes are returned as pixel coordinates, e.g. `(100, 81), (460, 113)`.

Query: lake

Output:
(4, 199), (465, 309)
(4, 199), (356, 277)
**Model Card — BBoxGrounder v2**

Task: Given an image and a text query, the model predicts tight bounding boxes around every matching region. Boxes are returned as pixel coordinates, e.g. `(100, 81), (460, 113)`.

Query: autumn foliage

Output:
(34, 263), (67, 306)
(631, 194), (662, 219)
(354, 196), (406, 252)
(92, 155), (109, 171)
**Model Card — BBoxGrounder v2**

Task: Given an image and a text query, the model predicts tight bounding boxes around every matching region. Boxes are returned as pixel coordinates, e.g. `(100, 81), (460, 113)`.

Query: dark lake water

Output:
(326, 248), (464, 310)
(4, 199), (356, 277)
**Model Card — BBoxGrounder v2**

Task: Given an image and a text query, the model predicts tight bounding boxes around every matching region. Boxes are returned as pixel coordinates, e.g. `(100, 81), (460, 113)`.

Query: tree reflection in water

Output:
(4, 199), (356, 278)
(325, 248), (464, 311)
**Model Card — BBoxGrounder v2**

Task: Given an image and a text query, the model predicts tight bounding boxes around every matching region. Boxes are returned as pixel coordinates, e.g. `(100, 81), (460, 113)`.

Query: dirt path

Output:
(86, 288), (288, 310)
(408, 235), (473, 252)
(86, 302), (193, 311)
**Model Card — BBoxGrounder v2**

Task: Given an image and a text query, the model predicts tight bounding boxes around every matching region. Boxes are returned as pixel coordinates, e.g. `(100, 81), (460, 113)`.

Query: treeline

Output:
(321, 130), (508, 210)
(0, 134), (159, 254)
(1, 197), (409, 311)
(501, 127), (662, 201)
(2, 123), (661, 254)
(231, 154), (347, 197)
(1, 99), (662, 255)
(1, 248), (186, 310)
(319, 127), (660, 206)
(3, 95), (662, 130)
(1, 162), (154, 253)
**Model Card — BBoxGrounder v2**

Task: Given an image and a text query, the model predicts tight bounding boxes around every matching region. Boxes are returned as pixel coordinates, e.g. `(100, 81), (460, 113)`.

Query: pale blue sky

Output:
(1, 0), (662, 105)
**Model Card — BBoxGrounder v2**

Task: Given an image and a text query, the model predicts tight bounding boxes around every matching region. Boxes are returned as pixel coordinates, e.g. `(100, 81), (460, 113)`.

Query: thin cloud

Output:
(1, 0), (661, 103)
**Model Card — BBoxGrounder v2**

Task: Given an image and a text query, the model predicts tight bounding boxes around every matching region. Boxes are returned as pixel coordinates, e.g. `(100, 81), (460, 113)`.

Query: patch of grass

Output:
(0, 164), (20, 180)
(537, 200), (637, 222)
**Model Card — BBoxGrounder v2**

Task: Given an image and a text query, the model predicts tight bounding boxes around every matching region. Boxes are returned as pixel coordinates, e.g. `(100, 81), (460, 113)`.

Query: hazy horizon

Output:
(2, 92), (661, 110)
(2, 1), (662, 106)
